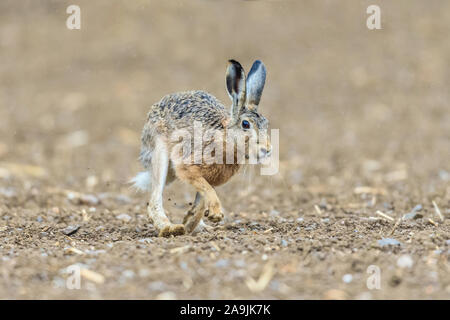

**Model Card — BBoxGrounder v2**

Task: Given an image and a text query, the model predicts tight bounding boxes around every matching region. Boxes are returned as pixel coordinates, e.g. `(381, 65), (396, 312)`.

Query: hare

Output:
(131, 59), (271, 237)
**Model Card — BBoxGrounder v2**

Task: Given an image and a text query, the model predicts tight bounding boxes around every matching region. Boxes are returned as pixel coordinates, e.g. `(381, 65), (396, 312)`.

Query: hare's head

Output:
(225, 59), (271, 163)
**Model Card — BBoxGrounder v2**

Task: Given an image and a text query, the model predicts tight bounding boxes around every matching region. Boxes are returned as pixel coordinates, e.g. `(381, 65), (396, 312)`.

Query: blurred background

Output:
(0, 0), (448, 299)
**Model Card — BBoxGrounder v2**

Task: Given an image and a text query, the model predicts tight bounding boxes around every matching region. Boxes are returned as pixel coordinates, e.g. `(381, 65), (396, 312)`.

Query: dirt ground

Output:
(0, 1), (449, 299)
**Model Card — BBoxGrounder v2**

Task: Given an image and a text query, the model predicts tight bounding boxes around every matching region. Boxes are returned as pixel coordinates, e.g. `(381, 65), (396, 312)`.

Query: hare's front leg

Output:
(148, 139), (185, 237)
(176, 166), (224, 223)
(183, 192), (214, 233)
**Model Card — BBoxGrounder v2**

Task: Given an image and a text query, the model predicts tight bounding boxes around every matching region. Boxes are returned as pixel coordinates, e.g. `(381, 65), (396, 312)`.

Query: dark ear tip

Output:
(252, 60), (266, 70)
(228, 59), (243, 69)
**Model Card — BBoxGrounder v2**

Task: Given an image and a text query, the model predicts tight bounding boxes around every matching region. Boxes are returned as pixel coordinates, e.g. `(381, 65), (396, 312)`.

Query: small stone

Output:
(80, 194), (100, 206)
(61, 225), (80, 236)
(281, 239), (288, 247)
(402, 205), (423, 220)
(397, 255), (413, 268)
(378, 238), (401, 247)
(342, 274), (353, 283)
(116, 213), (132, 222)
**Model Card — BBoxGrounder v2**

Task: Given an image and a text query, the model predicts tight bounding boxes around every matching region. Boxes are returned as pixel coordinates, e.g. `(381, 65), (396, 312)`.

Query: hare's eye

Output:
(241, 120), (250, 129)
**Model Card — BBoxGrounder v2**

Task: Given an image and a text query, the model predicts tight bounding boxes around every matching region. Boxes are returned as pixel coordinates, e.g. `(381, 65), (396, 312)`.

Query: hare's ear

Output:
(226, 59), (246, 122)
(245, 60), (266, 108)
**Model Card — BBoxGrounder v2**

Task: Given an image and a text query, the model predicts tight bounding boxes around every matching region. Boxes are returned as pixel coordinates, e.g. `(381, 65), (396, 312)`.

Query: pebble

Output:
(403, 204), (423, 220)
(378, 238), (401, 247)
(397, 255), (413, 268)
(116, 213), (132, 222)
(61, 225), (80, 236)
(67, 192), (100, 206)
(342, 274), (353, 283)
(281, 239), (288, 247)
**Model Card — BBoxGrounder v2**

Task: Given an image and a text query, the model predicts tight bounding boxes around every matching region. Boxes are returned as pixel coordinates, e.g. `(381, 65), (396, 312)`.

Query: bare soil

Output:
(0, 1), (449, 299)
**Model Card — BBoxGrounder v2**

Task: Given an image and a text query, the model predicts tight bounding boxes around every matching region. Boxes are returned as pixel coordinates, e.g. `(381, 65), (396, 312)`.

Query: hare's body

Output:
(140, 91), (239, 185)
(132, 60), (270, 237)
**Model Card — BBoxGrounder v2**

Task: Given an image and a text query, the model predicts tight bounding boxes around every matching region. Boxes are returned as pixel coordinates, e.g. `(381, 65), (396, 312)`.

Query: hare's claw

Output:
(158, 224), (186, 237)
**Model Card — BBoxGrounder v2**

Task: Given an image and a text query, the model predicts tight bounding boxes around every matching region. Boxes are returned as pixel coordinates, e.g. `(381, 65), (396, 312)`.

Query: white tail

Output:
(130, 171), (151, 192)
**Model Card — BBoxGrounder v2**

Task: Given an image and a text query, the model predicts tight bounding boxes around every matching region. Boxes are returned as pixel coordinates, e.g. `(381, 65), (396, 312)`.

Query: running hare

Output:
(132, 59), (271, 237)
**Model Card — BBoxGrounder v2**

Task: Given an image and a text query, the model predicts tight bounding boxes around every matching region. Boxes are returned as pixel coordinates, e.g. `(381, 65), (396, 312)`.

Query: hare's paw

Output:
(204, 201), (224, 223)
(207, 211), (223, 223)
(158, 224), (186, 237)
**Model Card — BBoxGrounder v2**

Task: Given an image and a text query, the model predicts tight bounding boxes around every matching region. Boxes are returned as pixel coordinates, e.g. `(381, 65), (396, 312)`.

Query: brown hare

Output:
(131, 59), (271, 237)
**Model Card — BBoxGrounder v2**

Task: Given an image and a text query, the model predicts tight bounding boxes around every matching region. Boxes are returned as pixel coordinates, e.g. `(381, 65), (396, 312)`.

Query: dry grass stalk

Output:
(314, 205), (322, 215)
(375, 210), (395, 222)
(432, 201), (444, 222)
(389, 218), (402, 235)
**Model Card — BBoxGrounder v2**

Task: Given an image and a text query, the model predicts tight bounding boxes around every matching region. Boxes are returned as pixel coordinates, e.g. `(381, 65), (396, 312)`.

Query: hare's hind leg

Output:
(148, 138), (185, 237)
